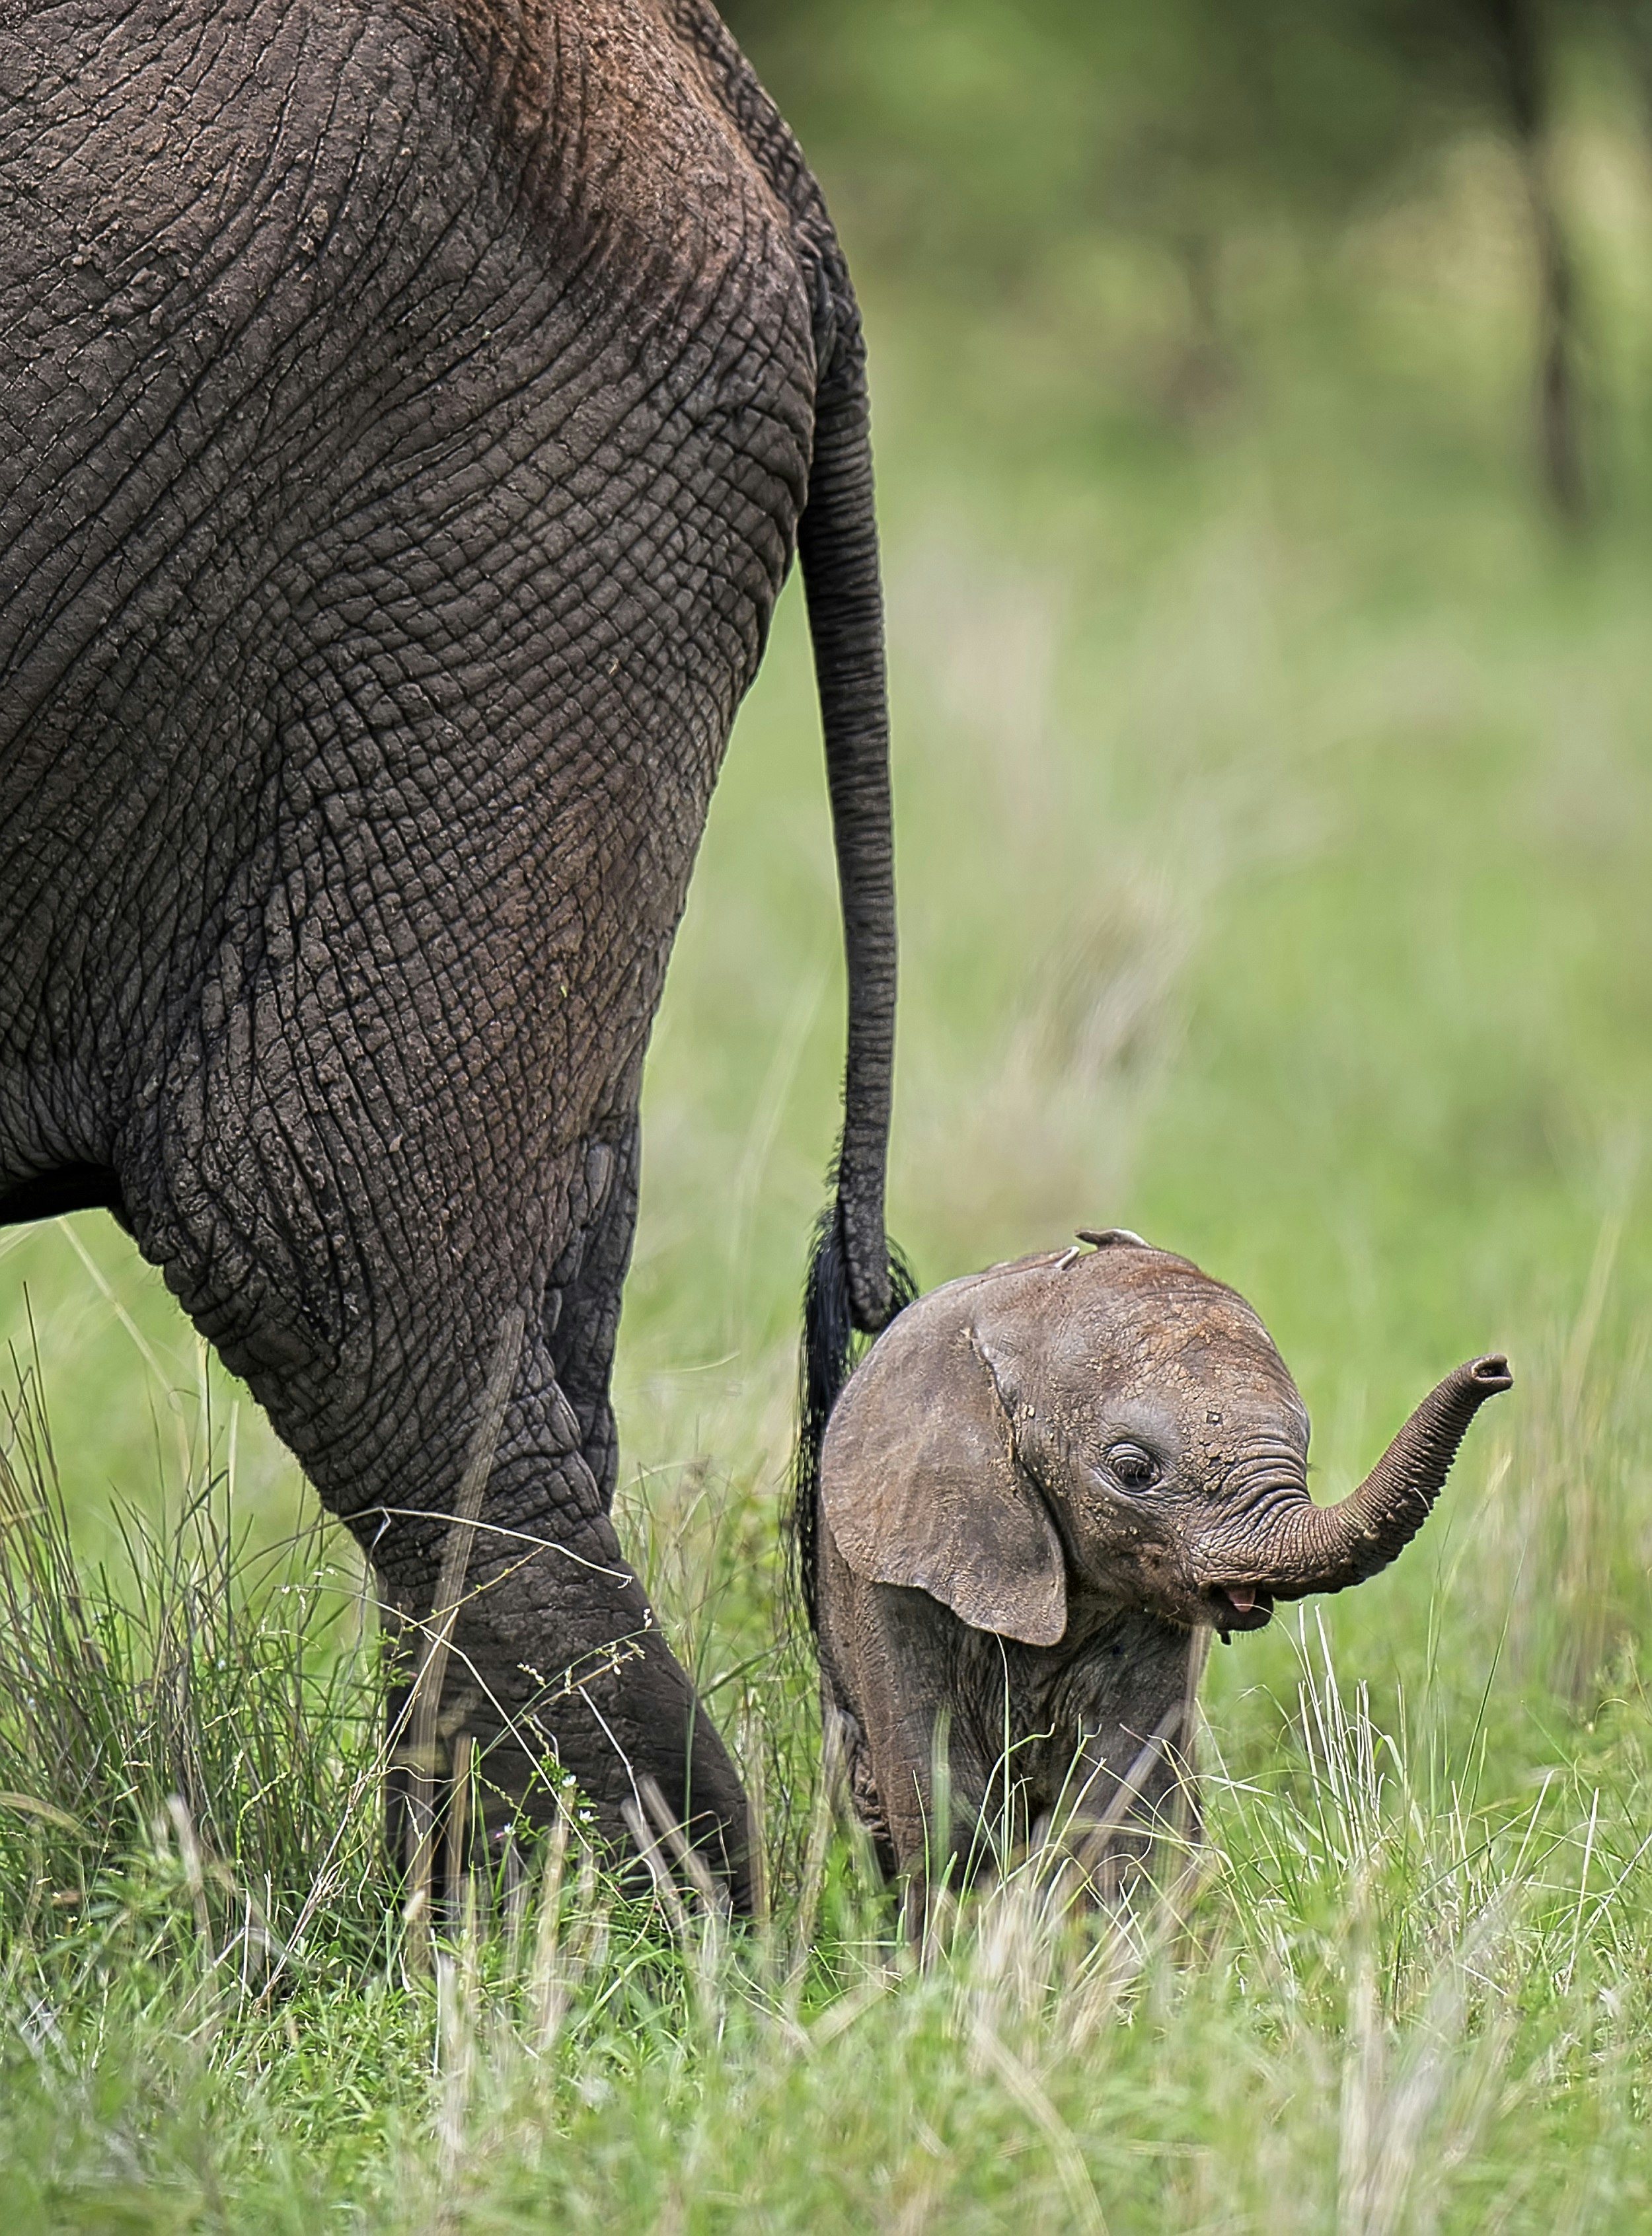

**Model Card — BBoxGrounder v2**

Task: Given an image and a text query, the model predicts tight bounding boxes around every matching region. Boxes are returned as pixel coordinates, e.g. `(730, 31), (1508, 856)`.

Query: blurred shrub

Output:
(724, 0), (1651, 511)
(728, 0), (1416, 276)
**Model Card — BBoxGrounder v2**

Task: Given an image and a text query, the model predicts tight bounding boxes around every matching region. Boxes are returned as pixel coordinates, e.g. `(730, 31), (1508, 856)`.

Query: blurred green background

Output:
(9, 11), (1652, 2218)
(5, 0), (1652, 1765)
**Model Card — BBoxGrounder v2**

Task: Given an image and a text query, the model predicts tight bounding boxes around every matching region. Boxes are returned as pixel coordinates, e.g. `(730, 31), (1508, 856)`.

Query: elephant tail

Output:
(790, 1195), (917, 1631)
(798, 254), (905, 1341)
(665, 3), (911, 1620)
(790, 254), (915, 1631)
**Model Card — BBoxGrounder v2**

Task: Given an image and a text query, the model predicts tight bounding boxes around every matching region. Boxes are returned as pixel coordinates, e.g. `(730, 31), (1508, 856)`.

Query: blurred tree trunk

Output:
(1483, 0), (1587, 520)
(1162, 231), (1238, 422)
(1610, 3), (1652, 156)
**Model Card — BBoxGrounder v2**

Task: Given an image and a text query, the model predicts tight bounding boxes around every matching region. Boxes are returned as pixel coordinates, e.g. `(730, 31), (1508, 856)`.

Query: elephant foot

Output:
(377, 1549), (753, 1925)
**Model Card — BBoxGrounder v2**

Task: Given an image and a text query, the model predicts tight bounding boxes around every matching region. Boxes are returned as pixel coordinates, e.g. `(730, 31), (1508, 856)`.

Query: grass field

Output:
(4, 126), (1652, 2231)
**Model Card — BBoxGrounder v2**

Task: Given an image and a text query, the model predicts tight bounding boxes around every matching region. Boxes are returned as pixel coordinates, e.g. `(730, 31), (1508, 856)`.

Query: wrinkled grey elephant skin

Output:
(0, 0), (905, 1908)
(813, 1233), (1511, 1908)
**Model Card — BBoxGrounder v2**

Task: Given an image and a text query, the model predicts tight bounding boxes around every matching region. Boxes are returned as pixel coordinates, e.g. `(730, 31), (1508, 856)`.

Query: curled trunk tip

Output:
(1334, 1351), (1512, 1584)
(1266, 1351), (1512, 1602)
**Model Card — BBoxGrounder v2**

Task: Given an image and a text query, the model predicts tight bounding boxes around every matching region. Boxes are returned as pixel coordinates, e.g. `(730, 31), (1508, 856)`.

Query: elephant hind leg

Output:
(120, 1022), (750, 1907)
(359, 1321), (751, 1913)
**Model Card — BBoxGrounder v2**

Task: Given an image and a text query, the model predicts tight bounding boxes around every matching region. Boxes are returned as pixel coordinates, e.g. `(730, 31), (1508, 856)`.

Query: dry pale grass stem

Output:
(1468, 1209), (1652, 1703)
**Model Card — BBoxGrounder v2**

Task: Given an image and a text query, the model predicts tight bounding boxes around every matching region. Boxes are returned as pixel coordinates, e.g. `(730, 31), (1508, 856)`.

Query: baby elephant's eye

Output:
(1108, 1442), (1160, 1490)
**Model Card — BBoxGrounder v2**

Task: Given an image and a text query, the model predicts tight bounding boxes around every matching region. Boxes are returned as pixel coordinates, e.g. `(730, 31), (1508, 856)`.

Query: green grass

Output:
(5, 125), (1652, 2231)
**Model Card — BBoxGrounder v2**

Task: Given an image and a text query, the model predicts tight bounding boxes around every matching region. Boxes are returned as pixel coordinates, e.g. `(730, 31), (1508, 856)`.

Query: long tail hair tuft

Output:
(788, 1198), (916, 1631)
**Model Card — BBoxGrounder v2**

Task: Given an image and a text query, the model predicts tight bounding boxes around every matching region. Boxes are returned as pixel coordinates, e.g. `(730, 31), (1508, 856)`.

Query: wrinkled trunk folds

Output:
(1266, 1355), (1512, 1598)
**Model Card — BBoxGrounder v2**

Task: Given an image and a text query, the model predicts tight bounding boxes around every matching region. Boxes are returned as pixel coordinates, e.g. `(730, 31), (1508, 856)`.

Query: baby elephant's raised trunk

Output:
(1269, 1355), (1512, 1598)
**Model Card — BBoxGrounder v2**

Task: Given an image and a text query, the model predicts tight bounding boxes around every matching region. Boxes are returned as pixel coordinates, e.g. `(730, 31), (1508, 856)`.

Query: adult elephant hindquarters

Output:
(0, 0), (901, 1904)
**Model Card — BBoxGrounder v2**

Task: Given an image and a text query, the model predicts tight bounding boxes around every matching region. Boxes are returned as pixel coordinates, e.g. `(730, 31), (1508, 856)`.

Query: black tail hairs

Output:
(789, 1198), (917, 1631)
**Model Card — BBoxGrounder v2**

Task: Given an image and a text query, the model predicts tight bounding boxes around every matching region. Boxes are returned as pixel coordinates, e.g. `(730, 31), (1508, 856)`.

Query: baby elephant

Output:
(807, 1231), (1510, 1904)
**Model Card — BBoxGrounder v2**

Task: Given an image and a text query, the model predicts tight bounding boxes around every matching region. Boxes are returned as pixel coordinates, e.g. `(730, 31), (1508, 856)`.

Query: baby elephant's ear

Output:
(821, 1310), (1067, 1648)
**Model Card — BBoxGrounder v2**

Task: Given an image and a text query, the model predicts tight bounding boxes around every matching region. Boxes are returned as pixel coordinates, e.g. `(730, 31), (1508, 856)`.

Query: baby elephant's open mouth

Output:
(1209, 1583), (1274, 1633)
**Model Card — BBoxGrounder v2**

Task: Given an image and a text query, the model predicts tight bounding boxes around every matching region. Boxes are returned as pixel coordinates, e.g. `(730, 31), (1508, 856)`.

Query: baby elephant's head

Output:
(821, 1232), (1511, 1647)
